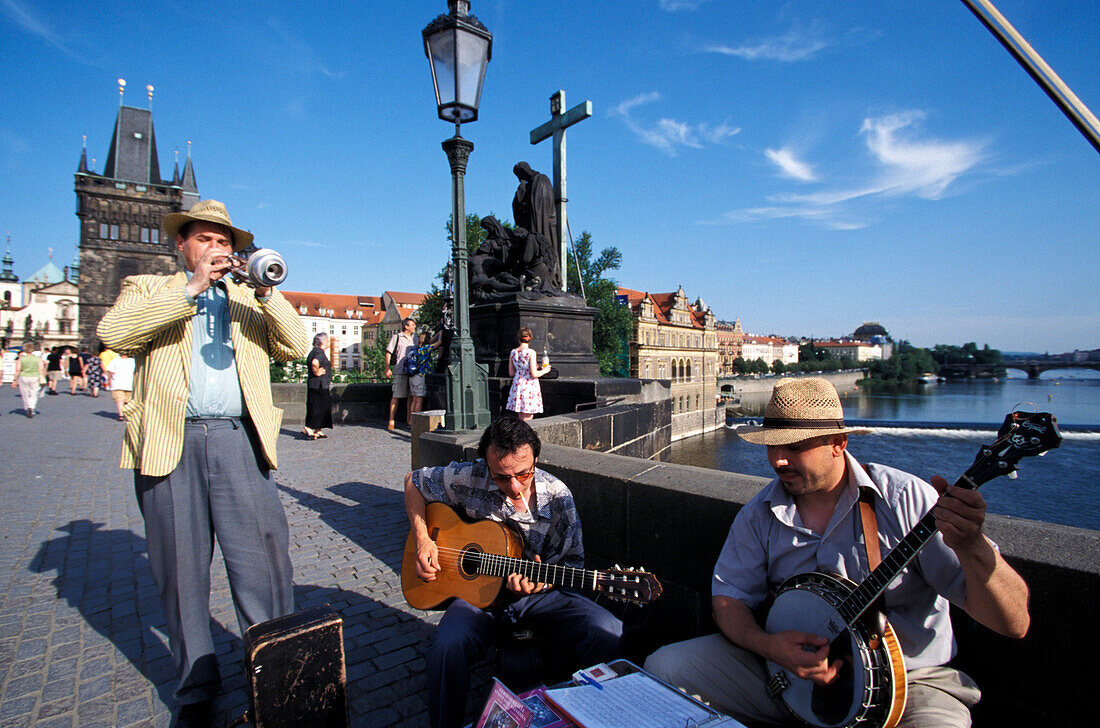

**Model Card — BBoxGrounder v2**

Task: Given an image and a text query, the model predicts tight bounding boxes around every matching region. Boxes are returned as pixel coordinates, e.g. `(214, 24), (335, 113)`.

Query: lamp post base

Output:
(442, 357), (492, 432)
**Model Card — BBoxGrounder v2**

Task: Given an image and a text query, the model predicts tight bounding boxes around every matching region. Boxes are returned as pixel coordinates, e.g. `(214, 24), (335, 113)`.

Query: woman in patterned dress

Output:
(505, 327), (550, 421)
(83, 346), (106, 397)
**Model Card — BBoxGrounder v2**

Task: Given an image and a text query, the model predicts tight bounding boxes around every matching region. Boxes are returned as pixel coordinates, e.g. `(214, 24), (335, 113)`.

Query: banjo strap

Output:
(858, 484), (882, 571)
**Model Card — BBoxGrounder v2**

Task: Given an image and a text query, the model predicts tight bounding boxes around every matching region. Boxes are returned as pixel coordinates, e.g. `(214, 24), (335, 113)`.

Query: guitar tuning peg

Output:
(614, 563), (621, 570)
(1007, 471), (1018, 479)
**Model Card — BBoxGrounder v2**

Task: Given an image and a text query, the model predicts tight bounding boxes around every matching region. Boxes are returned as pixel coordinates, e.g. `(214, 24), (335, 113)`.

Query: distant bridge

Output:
(942, 359), (1100, 379)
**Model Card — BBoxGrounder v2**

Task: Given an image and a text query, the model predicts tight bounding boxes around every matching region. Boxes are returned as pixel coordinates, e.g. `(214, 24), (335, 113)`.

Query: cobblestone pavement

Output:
(0, 388), (490, 727)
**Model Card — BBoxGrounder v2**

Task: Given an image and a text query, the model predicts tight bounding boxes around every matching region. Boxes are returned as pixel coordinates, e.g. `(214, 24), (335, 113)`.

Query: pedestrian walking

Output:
(11, 341), (46, 417)
(82, 346), (105, 397)
(67, 346), (86, 394)
(44, 346), (63, 395)
(105, 352), (135, 420)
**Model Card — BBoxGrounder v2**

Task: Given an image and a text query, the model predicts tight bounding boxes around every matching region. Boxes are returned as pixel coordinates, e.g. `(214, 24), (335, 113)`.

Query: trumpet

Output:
(229, 248), (288, 287)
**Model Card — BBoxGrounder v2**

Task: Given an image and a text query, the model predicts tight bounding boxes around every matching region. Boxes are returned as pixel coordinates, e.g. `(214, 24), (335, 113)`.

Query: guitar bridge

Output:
(766, 670), (790, 698)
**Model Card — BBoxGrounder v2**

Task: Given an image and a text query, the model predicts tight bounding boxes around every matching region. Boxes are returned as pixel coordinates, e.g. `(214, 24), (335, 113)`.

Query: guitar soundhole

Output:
(459, 546), (482, 580)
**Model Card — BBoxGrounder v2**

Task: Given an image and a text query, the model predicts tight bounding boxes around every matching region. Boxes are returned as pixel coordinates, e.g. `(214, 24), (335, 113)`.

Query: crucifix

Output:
(530, 89), (592, 291)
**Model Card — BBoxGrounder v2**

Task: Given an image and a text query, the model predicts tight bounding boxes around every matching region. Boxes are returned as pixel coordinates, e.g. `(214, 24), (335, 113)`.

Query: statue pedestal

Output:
(470, 294), (600, 379)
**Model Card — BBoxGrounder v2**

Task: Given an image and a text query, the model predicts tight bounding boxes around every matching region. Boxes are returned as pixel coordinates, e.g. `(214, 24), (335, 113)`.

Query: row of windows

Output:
(98, 223), (160, 243)
(638, 329), (711, 349)
(642, 357), (708, 381)
(310, 322), (362, 337)
(672, 394), (702, 414)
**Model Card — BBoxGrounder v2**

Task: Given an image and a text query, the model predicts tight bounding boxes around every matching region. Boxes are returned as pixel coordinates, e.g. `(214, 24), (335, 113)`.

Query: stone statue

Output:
(468, 215), (564, 301)
(512, 161), (558, 266)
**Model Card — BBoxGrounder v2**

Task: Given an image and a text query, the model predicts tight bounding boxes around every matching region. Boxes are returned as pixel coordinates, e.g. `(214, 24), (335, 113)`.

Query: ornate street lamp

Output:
(423, 0), (491, 431)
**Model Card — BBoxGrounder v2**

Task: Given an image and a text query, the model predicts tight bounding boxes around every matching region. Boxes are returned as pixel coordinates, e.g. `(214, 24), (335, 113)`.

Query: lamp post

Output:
(423, 0), (492, 431)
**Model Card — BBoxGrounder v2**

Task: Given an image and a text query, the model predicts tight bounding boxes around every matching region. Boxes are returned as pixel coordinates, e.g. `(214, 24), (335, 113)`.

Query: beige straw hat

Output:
(162, 199), (254, 252)
(734, 377), (872, 446)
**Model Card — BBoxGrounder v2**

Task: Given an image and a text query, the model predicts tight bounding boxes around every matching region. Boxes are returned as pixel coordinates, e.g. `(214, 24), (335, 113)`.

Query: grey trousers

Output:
(135, 417), (294, 705)
(644, 633), (980, 728)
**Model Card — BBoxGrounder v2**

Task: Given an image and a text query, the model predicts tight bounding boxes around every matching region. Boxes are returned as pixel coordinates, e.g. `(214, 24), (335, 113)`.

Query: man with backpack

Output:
(385, 317), (419, 431)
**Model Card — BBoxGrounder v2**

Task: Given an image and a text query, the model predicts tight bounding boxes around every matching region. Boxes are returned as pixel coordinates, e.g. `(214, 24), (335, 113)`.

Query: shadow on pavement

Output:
(28, 520), (205, 712)
(278, 481), (408, 575)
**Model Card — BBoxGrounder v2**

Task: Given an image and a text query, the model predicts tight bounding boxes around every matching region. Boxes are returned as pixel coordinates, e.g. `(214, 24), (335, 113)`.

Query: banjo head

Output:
(764, 572), (889, 728)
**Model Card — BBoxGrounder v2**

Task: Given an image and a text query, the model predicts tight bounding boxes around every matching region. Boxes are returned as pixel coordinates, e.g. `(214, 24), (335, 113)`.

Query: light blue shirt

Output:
(185, 274), (243, 418)
(711, 451), (973, 670)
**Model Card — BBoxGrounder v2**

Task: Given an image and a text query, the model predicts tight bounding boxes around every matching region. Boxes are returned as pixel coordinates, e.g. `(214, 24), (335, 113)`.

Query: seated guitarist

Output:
(645, 378), (1029, 728)
(404, 417), (623, 728)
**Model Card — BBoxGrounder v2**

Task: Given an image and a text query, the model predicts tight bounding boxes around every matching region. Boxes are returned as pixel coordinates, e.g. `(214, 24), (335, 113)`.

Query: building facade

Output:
(815, 339), (884, 362)
(282, 291), (385, 370)
(741, 334), (799, 367)
(715, 318), (744, 376)
(75, 89), (199, 347)
(618, 286), (718, 415)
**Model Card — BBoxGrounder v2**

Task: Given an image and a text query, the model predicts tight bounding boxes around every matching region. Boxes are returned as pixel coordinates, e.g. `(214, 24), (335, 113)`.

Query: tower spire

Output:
(0, 233), (17, 283)
(77, 134), (89, 173)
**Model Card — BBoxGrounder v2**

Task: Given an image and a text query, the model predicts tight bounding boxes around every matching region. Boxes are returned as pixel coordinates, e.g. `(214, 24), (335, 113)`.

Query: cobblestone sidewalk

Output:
(0, 389), (489, 727)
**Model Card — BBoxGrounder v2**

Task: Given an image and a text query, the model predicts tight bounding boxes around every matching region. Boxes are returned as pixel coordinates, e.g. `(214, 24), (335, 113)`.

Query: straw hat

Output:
(734, 377), (871, 446)
(162, 199), (254, 252)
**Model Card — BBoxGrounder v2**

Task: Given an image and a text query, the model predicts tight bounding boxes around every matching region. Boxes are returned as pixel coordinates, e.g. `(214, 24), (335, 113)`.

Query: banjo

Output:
(763, 410), (1061, 728)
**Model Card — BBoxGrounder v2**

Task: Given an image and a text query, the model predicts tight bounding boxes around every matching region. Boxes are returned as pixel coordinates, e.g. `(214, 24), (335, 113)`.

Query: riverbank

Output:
(723, 370), (863, 413)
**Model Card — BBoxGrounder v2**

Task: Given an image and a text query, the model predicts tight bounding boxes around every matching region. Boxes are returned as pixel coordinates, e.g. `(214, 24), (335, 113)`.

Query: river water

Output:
(668, 372), (1100, 531)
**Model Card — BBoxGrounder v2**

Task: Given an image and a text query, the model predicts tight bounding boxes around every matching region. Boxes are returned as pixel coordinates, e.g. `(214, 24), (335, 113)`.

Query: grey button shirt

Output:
(712, 451), (973, 670)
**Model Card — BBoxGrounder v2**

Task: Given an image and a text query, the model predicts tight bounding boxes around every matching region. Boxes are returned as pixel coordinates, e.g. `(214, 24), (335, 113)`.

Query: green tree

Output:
(771, 359), (787, 375)
(417, 212), (494, 334)
(360, 326), (390, 380)
(566, 231), (633, 377)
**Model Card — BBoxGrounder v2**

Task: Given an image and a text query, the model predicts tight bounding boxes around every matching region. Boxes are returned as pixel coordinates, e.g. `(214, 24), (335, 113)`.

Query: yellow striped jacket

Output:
(97, 272), (309, 477)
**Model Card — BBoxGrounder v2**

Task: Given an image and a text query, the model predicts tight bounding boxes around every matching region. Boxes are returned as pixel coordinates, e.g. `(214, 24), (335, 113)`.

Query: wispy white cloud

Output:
(765, 147), (816, 182)
(859, 112), (986, 199)
(610, 92), (740, 156)
(714, 206), (867, 231)
(704, 30), (829, 62)
(725, 111), (988, 229)
(1, 0), (91, 63)
(266, 17), (344, 78)
(658, 0), (709, 11)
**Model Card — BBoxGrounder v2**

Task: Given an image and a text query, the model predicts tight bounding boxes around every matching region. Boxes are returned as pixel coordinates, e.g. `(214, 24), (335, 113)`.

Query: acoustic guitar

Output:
(401, 501), (663, 610)
(763, 410), (1060, 728)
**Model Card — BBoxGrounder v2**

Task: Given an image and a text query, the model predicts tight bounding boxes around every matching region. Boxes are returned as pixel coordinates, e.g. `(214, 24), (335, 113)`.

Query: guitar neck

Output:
(472, 552), (599, 591)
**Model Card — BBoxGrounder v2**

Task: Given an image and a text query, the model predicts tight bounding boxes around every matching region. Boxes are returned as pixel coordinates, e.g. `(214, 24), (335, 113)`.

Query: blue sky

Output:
(1, 0), (1097, 354)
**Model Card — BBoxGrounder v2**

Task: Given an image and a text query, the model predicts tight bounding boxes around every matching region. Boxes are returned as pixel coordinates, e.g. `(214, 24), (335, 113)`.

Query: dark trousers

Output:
(135, 418), (294, 705)
(426, 589), (623, 728)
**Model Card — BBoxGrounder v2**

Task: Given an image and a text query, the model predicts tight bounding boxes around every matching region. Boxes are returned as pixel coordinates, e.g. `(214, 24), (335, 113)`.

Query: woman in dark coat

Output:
(304, 332), (333, 440)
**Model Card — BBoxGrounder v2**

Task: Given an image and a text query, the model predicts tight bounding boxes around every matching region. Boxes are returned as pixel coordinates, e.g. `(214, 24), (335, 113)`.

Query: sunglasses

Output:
(489, 468), (537, 487)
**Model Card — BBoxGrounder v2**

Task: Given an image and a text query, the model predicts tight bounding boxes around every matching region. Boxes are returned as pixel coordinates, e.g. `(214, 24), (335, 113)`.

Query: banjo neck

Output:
(827, 410), (1061, 639)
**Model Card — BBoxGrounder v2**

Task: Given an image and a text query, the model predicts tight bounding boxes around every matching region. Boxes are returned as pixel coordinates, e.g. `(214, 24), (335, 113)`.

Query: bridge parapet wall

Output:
(415, 430), (1097, 727)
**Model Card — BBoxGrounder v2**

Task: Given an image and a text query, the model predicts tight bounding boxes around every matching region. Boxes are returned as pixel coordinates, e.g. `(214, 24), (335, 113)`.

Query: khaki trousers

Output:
(644, 633), (980, 728)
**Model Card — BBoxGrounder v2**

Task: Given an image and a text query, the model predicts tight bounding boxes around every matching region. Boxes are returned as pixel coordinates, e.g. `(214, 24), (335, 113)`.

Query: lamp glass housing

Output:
(424, 13), (491, 123)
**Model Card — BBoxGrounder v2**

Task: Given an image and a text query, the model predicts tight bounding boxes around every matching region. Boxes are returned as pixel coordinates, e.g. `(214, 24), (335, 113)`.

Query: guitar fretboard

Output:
(469, 551), (598, 591)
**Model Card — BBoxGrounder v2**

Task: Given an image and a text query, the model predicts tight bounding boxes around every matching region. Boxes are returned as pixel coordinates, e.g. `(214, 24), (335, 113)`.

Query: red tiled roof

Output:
(385, 291), (427, 306)
(282, 290), (382, 321)
(617, 287), (704, 328)
(816, 340), (873, 348)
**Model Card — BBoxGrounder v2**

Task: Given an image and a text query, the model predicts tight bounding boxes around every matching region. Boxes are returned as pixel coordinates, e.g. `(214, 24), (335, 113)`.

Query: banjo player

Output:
(644, 377), (1029, 728)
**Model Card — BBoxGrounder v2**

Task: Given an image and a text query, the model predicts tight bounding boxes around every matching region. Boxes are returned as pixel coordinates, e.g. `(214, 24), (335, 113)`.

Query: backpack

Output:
(402, 346), (427, 376)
